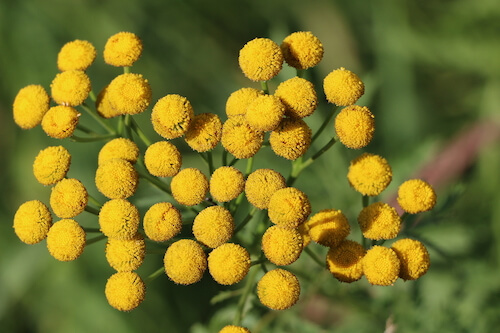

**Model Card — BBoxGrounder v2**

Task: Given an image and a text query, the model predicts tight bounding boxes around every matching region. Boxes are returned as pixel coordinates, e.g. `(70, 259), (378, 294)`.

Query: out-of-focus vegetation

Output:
(1, 0), (499, 332)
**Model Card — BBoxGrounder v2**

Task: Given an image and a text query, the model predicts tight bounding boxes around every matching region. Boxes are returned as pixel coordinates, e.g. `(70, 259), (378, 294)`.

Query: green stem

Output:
(145, 266), (165, 283)
(123, 114), (133, 140)
(311, 106), (339, 145)
(130, 118), (153, 146)
(304, 246), (325, 268)
(84, 206), (100, 215)
(233, 265), (259, 326)
(234, 206), (258, 233)
(124, 66), (131, 74)
(83, 227), (101, 233)
(81, 103), (116, 135)
(88, 90), (97, 103)
(260, 81), (269, 94)
(207, 151), (214, 175)
(296, 69), (305, 78)
(222, 149), (228, 166)
(139, 171), (172, 196)
(245, 156), (254, 177)
(228, 157), (238, 167)
(362, 195), (370, 208)
(250, 257), (267, 266)
(76, 124), (95, 134)
(86, 234), (106, 245)
(70, 133), (117, 143)
(88, 195), (103, 208)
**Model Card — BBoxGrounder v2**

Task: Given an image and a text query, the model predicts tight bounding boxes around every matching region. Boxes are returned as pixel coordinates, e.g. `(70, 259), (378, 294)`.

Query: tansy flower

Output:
(95, 158), (139, 199)
(281, 31), (324, 70)
(144, 141), (182, 177)
(326, 240), (366, 283)
(98, 138), (139, 165)
(245, 95), (285, 132)
(105, 233), (146, 272)
(151, 94), (194, 139)
(33, 146), (71, 185)
(164, 239), (207, 285)
(274, 77), (318, 118)
(99, 199), (140, 240)
(297, 222), (311, 248)
(104, 32), (143, 67)
(46, 219), (86, 261)
(96, 85), (121, 119)
(363, 246), (400, 286)
(57, 39), (96, 71)
(238, 38), (283, 82)
(143, 202), (182, 242)
(306, 209), (350, 248)
(397, 179), (437, 214)
(245, 169), (286, 209)
(335, 105), (375, 149)
(192, 206), (234, 248)
(269, 118), (312, 160)
(262, 225), (303, 266)
(347, 153), (392, 196)
(323, 67), (364, 106)
(226, 87), (264, 118)
(209, 166), (245, 203)
(50, 178), (88, 218)
(219, 326), (251, 333)
(391, 238), (430, 280)
(257, 268), (300, 310)
(268, 187), (311, 229)
(358, 202), (401, 240)
(208, 243), (250, 285)
(107, 73), (152, 115)
(171, 168), (208, 206)
(51, 70), (91, 106)
(13, 84), (50, 129)
(221, 116), (264, 159)
(185, 113), (222, 152)
(13, 200), (52, 245)
(105, 271), (146, 311)
(41, 105), (80, 139)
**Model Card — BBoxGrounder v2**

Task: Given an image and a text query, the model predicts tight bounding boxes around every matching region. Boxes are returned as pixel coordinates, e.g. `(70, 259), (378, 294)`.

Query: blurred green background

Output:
(1, 0), (500, 332)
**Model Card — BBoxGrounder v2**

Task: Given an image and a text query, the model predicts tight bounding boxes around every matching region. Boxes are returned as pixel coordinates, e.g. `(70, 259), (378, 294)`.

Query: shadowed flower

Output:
(171, 168), (208, 206)
(326, 240), (366, 283)
(245, 95), (285, 132)
(210, 166), (245, 203)
(275, 77), (318, 118)
(245, 169), (286, 209)
(358, 202), (401, 240)
(269, 118), (312, 160)
(185, 113), (222, 152)
(391, 238), (430, 280)
(363, 246), (400, 286)
(208, 243), (250, 285)
(151, 94), (194, 139)
(262, 225), (303, 266)
(238, 38), (283, 82)
(281, 31), (324, 70)
(104, 32), (143, 67)
(33, 146), (71, 185)
(268, 187), (311, 229)
(143, 202), (182, 242)
(95, 158), (139, 199)
(41, 105), (80, 139)
(105, 233), (146, 271)
(99, 199), (140, 240)
(219, 326), (251, 333)
(221, 116), (264, 159)
(50, 178), (88, 218)
(307, 209), (350, 248)
(98, 138), (139, 165)
(107, 73), (151, 115)
(226, 87), (264, 118)
(193, 206), (234, 248)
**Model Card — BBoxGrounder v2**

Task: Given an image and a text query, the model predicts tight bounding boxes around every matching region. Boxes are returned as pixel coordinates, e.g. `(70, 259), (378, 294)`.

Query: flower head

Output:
(151, 94), (194, 139)
(347, 153), (392, 196)
(96, 85), (121, 119)
(193, 206), (234, 248)
(397, 179), (437, 214)
(98, 138), (139, 165)
(324, 67), (364, 106)
(221, 116), (264, 159)
(219, 326), (251, 333)
(335, 105), (375, 149)
(46, 219), (86, 261)
(143, 202), (182, 242)
(95, 158), (139, 199)
(210, 166), (245, 203)
(13, 85), (50, 129)
(326, 240), (366, 283)
(144, 141), (182, 177)
(245, 169), (286, 209)
(297, 222), (311, 248)
(226, 87), (264, 118)
(51, 70), (91, 106)
(107, 73), (152, 115)
(391, 238), (430, 280)
(257, 268), (300, 310)
(104, 32), (143, 67)
(57, 39), (96, 71)
(185, 113), (222, 152)
(245, 95), (285, 132)
(164, 239), (207, 285)
(50, 178), (88, 218)
(281, 31), (324, 70)
(238, 38), (283, 81)
(41, 105), (80, 139)
(306, 209), (350, 248)
(13, 200), (52, 244)
(268, 187), (311, 229)
(171, 168), (208, 206)
(362, 246), (400, 286)
(208, 243), (250, 285)
(99, 199), (140, 240)
(269, 118), (312, 160)
(105, 233), (146, 271)
(33, 146), (71, 185)
(262, 225), (303, 266)
(358, 202), (401, 240)
(105, 271), (145, 311)
(275, 77), (318, 118)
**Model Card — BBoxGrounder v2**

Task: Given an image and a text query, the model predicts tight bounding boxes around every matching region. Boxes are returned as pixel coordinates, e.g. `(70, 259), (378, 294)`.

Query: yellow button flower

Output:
(238, 38), (283, 82)
(323, 67), (364, 106)
(143, 202), (182, 242)
(96, 85), (121, 119)
(281, 31), (324, 70)
(326, 240), (366, 283)
(347, 153), (392, 196)
(95, 158), (139, 199)
(193, 206), (234, 248)
(171, 168), (208, 206)
(208, 243), (250, 285)
(105, 271), (145, 311)
(51, 70), (91, 106)
(397, 179), (437, 214)
(268, 187), (311, 229)
(185, 113), (222, 152)
(335, 105), (375, 149)
(107, 73), (152, 115)
(105, 233), (146, 272)
(245, 169), (286, 209)
(50, 178), (88, 218)
(245, 95), (285, 132)
(210, 166), (245, 203)
(257, 268), (300, 310)
(226, 87), (264, 118)
(99, 199), (140, 240)
(33, 146), (71, 185)
(98, 138), (139, 165)
(221, 116), (264, 159)
(297, 222), (311, 248)
(164, 239), (207, 285)
(104, 32), (143, 67)
(358, 202), (401, 240)
(269, 118), (312, 160)
(151, 94), (194, 139)
(262, 225), (303, 266)
(13, 200), (52, 245)
(46, 219), (86, 261)
(41, 105), (80, 139)
(306, 209), (350, 248)
(219, 325), (251, 333)
(391, 238), (430, 280)
(57, 39), (96, 71)
(13, 84), (50, 129)
(362, 246), (400, 286)
(144, 141), (182, 177)
(274, 77), (318, 118)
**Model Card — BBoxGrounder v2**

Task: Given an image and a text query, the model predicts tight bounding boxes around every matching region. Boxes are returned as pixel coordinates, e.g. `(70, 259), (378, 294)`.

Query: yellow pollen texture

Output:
(209, 166), (245, 203)
(208, 243), (250, 285)
(105, 233), (146, 272)
(221, 116), (264, 159)
(98, 138), (139, 165)
(363, 246), (400, 286)
(151, 94), (194, 139)
(13, 84), (50, 129)
(13, 200), (52, 245)
(269, 118), (312, 160)
(391, 238), (430, 280)
(245, 95), (285, 132)
(171, 168), (208, 206)
(226, 87), (264, 118)
(144, 141), (182, 177)
(51, 70), (91, 106)
(323, 67), (365, 106)
(326, 240), (366, 283)
(238, 38), (283, 82)
(143, 202), (182, 242)
(107, 73), (152, 115)
(245, 169), (286, 209)
(95, 158), (139, 199)
(105, 271), (146, 311)
(50, 178), (88, 219)
(41, 105), (80, 139)
(164, 239), (207, 285)
(275, 77), (318, 118)
(99, 199), (140, 240)
(268, 187), (311, 229)
(257, 268), (300, 310)
(219, 325), (251, 333)
(335, 105), (375, 149)
(46, 219), (86, 261)
(262, 225), (303, 266)
(281, 31), (324, 70)
(185, 113), (222, 152)
(96, 85), (121, 119)
(306, 209), (350, 248)
(358, 202), (401, 240)
(192, 206), (234, 248)
(57, 39), (96, 71)
(103, 31), (143, 67)
(347, 153), (392, 196)
(33, 145), (71, 185)
(397, 179), (437, 214)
